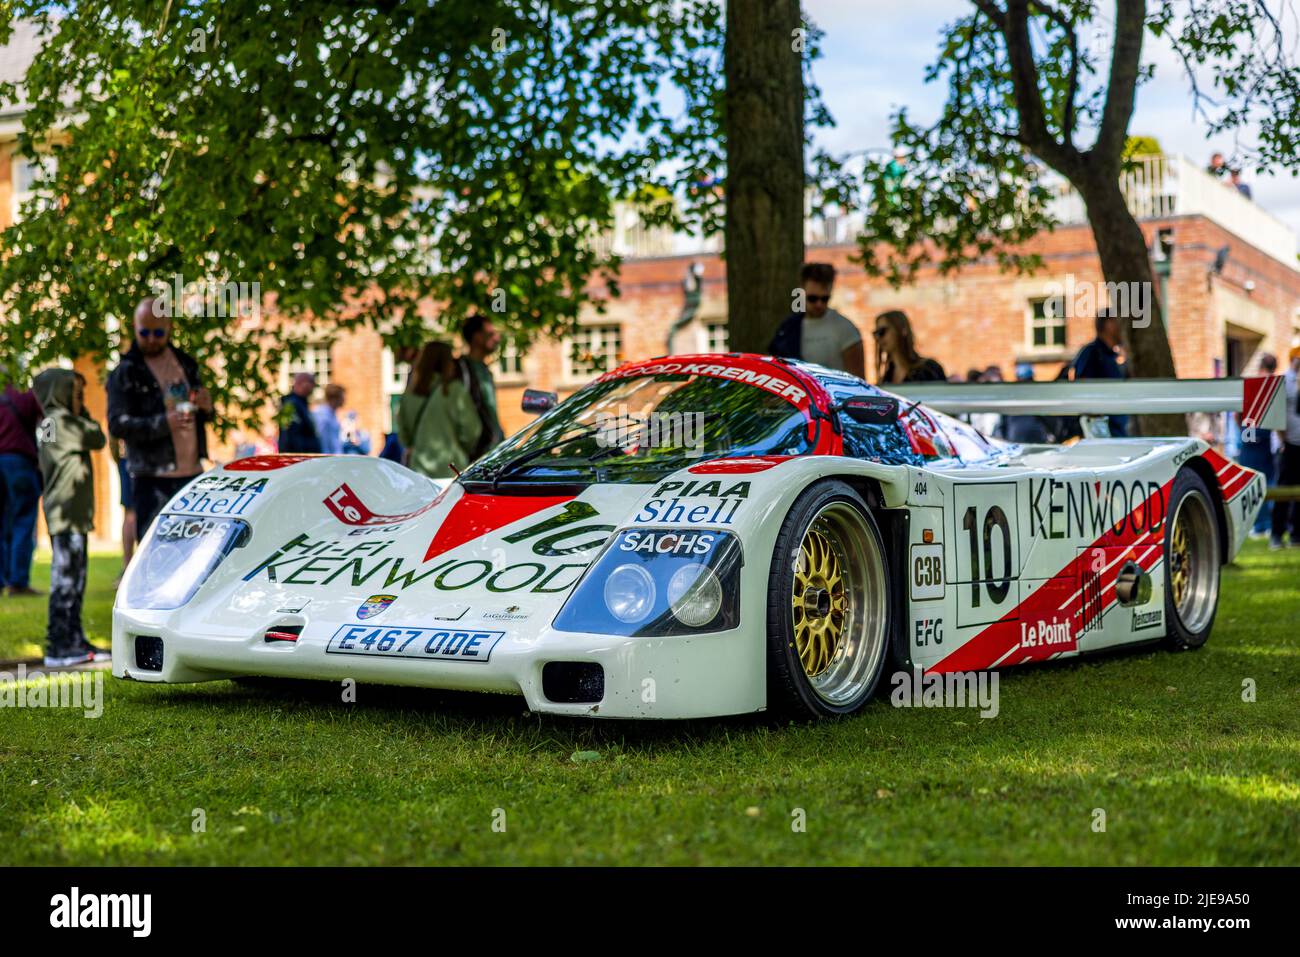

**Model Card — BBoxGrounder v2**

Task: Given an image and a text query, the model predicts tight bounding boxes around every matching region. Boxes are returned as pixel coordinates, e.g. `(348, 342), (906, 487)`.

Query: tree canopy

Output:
(0, 1), (732, 423)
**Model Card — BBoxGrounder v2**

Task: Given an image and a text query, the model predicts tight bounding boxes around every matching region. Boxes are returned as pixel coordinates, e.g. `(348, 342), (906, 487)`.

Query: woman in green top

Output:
(398, 341), (483, 479)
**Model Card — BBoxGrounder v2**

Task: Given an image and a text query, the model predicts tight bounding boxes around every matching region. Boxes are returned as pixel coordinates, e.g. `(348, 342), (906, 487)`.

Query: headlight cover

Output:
(553, 528), (742, 637)
(123, 514), (251, 610)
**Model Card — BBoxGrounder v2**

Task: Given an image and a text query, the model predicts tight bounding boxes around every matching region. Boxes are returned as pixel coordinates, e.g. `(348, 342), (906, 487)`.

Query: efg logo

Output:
(49, 887), (151, 937)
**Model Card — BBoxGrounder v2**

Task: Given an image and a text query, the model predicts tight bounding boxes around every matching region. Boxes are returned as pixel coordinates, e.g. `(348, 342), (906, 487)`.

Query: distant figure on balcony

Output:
(768, 262), (865, 377)
(1229, 168), (1253, 200)
(1207, 152), (1227, 178)
(1071, 310), (1128, 437)
(873, 310), (946, 386)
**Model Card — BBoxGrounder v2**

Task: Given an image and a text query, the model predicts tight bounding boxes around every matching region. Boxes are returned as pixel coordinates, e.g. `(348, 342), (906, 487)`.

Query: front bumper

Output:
(111, 608), (765, 719)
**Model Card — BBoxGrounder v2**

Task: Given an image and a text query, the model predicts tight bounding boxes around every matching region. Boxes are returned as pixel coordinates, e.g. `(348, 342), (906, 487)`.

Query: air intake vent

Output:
(264, 625), (304, 643)
(135, 635), (164, 671)
(542, 662), (605, 704)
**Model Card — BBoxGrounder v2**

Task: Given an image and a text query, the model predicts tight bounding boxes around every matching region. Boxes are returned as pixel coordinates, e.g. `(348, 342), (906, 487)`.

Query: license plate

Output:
(325, 624), (504, 663)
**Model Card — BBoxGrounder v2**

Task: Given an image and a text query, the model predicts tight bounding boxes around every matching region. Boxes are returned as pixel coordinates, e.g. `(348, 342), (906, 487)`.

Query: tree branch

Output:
(1094, 0), (1145, 167)
(1000, 0), (1080, 176)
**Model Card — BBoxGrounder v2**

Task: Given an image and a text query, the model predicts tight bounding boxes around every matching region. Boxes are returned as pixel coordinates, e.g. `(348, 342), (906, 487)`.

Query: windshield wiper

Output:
(489, 425), (604, 491)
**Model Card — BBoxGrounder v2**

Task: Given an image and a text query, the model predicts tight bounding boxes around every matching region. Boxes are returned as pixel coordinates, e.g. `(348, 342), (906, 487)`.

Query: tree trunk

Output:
(723, 0), (805, 353)
(1077, 174), (1187, 437)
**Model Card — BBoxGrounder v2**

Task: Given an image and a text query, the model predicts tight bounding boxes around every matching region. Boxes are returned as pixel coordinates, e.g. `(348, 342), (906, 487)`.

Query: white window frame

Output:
(1026, 296), (1068, 352)
(277, 343), (333, 394)
(562, 324), (622, 383)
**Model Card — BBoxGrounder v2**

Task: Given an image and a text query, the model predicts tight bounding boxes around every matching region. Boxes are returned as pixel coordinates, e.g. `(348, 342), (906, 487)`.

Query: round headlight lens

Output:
(667, 562), (722, 628)
(604, 563), (656, 624)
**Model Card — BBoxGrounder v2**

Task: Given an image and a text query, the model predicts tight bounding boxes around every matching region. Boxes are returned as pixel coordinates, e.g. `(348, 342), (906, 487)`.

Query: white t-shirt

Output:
(800, 309), (862, 372)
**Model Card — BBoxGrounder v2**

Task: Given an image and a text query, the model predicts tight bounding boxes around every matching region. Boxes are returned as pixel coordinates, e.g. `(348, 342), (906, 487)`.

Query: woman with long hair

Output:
(397, 340), (483, 479)
(873, 310), (947, 385)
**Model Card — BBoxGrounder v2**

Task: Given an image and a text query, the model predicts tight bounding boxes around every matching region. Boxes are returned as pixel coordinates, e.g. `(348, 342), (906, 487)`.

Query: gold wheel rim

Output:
(1169, 519), (1190, 608)
(792, 523), (848, 677)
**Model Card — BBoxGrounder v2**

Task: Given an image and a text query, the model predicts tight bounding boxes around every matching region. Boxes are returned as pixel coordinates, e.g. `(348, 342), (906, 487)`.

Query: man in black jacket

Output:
(278, 372), (322, 454)
(107, 298), (213, 542)
(1072, 310), (1128, 437)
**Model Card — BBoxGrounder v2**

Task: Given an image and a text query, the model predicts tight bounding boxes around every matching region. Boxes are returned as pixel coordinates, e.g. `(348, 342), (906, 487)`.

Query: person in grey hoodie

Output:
(33, 368), (109, 667)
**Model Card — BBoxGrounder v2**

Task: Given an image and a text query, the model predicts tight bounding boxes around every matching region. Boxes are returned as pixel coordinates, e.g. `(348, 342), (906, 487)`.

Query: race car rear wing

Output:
(891, 376), (1287, 431)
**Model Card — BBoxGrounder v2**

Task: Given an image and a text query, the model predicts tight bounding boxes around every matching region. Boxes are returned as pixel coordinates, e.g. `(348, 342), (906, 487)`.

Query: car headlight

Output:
(553, 528), (742, 637)
(123, 514), (250, 610)
(604, 564), (657, 623)
(667, 563), (722, 628)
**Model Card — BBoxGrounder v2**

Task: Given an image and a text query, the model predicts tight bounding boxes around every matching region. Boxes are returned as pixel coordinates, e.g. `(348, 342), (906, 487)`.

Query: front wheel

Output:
(765, 480), (891, 719)
(1162, 468), (1221, 650)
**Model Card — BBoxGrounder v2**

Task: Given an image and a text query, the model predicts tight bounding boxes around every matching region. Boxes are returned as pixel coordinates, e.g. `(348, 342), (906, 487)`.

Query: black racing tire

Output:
(1162, 467), (1221, 651)
(765, 480), (891, 719)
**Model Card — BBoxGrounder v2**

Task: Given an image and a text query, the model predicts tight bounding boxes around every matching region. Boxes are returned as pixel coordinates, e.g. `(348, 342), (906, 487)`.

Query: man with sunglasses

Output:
(767, 262), (864, 377)
(107, 297), (213, 542)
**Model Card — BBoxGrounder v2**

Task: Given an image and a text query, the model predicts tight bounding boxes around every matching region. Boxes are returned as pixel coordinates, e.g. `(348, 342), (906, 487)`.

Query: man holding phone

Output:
(107, 297), (213, 542)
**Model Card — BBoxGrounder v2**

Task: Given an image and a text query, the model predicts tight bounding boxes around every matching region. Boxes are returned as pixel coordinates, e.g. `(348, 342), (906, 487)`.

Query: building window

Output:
(498, 339), (524, 377)
(277, 343), (332, 393)
(1028, 296), (1067, 349)
(381, 347), (411, 433)
(564, 324), (622, 381)
(704, 321), (728, 353)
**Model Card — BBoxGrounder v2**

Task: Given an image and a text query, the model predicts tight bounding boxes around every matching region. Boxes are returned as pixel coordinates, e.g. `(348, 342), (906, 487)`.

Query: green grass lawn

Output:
(0, 542), (1297, 865)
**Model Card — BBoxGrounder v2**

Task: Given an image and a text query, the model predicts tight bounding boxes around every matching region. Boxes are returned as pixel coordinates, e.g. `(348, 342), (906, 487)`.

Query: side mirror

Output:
(522, 389), (558, 415)
(838, 396), (899, 425)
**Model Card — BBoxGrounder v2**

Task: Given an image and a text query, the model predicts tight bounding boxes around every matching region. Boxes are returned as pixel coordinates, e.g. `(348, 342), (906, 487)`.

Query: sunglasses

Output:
(872, 328), (889, 339)
(806, 295), (830, 304)
(137, 328), (167, 339)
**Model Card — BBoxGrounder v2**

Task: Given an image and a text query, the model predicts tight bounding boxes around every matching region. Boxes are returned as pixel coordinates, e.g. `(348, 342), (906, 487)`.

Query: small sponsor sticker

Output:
(910, 544), (944, 601)
(1132, 608), (1163, 632)
(356, 594), (397, 620)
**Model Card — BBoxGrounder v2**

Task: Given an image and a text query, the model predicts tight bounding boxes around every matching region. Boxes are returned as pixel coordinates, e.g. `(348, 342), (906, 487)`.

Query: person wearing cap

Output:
(1270, 346), (1300, 549)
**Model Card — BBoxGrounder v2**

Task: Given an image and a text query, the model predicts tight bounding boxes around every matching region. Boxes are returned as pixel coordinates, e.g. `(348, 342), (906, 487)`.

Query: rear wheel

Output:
(766, 480), (890, 718)
(1162, 468), (1221, 650)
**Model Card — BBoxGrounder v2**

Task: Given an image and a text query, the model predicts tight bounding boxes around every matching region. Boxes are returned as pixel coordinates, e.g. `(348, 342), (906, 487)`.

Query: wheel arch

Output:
(1178, 457), (1230, 564)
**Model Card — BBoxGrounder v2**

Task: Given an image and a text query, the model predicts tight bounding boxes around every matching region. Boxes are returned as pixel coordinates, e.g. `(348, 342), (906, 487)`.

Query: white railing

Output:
(597, 154), (1299, 267)
(1047, 154), (1298, 268)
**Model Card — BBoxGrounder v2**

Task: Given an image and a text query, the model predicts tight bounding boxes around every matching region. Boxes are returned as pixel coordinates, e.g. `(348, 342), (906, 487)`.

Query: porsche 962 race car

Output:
(113, 354), (1281, 719)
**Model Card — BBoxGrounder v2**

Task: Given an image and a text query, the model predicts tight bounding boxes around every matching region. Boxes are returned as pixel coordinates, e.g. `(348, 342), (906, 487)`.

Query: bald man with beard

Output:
(107, 297), (213, 542)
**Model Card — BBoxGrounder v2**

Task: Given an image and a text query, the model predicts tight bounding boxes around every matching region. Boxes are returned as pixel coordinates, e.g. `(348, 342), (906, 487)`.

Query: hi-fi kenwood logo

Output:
(50, 887), (151, 937)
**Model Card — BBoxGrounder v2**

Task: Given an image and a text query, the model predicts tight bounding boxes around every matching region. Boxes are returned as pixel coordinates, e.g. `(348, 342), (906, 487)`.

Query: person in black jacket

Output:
(1071, 311), (1128, 437)
(278, 372), (322, 454)
(107, 298), (213, 542)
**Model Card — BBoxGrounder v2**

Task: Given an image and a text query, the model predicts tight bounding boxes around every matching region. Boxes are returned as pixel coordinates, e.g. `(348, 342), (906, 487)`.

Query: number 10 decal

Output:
(962, 505), (1012, 606)
(953, 483), (1020, 627)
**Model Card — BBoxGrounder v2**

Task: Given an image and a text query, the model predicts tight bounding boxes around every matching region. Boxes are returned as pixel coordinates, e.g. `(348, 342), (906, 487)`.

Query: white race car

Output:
(113, 354), (1281, 719)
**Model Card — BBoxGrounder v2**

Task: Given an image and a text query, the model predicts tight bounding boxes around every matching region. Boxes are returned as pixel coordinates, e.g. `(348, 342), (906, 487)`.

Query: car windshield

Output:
(461, 371), (816, 487)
